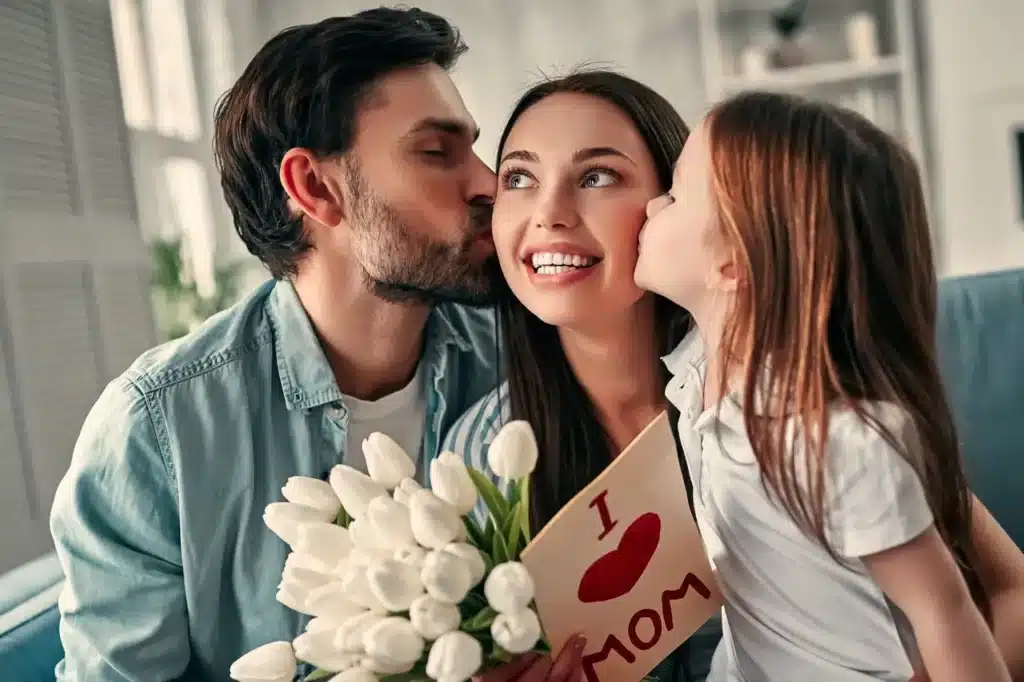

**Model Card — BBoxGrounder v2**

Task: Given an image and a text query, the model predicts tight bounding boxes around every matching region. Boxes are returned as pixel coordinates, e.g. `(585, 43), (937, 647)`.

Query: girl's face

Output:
(635, 120), (734, 318)
(493, 93), (662, 329)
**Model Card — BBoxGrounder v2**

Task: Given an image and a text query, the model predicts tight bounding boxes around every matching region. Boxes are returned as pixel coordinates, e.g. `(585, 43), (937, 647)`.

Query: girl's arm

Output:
(863, 526), (1011, 682)
(968, 495), (1024, 680)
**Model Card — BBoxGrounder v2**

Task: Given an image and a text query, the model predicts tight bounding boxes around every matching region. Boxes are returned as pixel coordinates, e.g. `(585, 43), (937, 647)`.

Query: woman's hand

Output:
(474, 635), (587, 682)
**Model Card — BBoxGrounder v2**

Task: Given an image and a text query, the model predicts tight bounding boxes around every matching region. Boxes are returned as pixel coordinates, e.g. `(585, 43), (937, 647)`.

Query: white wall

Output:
(922, 0), (1024, 276)
(256, 0), (708, 168)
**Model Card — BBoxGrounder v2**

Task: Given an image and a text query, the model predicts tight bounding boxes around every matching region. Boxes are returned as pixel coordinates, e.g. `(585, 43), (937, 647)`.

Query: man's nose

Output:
(467, 151), (496, 204)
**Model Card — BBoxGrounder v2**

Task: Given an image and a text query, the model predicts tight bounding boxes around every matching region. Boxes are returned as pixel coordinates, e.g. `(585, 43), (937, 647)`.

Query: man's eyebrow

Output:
(407, 117), (480, 143)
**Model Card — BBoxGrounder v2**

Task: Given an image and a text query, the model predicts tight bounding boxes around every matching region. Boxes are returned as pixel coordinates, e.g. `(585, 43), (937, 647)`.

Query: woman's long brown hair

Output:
(705, 92), (989, 619)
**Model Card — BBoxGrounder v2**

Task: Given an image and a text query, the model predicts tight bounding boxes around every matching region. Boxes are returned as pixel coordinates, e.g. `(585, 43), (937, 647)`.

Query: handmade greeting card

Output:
(520, 412), (722, 682)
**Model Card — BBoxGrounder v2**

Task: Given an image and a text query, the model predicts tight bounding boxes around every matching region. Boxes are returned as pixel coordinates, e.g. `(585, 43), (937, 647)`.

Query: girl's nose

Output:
(646, 194), (669, 220)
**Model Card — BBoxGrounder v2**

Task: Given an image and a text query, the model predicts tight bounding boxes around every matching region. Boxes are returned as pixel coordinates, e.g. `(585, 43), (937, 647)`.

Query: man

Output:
(50, 8), (510, 680)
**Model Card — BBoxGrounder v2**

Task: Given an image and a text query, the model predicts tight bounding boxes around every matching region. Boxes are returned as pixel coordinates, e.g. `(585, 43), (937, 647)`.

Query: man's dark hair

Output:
(212, 8), (467, 279)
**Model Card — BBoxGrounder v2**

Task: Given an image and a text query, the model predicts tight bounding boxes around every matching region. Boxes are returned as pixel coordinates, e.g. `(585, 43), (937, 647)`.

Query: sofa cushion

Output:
(0, 604), (62, 680)
(936, 268), (1024, 547)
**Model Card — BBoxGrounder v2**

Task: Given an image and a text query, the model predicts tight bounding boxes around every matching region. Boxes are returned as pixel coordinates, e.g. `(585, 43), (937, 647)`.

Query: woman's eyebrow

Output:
(573, 146), (635, 165)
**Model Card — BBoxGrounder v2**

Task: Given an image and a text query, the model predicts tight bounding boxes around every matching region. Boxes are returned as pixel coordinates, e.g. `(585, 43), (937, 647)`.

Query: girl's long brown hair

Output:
(706, 92), (989, 619)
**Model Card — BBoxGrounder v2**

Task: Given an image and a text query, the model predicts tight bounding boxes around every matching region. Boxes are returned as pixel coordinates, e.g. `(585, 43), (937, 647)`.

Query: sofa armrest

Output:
(0, 552), (65, 681)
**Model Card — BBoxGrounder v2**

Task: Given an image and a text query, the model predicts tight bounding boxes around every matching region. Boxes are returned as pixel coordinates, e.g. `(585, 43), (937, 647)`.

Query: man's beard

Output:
(347, 167), (499, 307)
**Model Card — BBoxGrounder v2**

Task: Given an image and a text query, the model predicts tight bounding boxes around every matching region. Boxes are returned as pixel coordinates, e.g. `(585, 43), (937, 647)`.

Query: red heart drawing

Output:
(577, 512), (662, 603)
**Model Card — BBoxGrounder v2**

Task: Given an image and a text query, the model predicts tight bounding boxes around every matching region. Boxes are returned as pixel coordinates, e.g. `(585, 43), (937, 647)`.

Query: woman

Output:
(443, 69), (717, 681)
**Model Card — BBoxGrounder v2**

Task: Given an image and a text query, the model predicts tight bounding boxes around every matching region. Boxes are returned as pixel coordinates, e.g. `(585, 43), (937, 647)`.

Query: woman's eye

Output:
(582, 170), (618, 188)
(506, 173), (536, 190)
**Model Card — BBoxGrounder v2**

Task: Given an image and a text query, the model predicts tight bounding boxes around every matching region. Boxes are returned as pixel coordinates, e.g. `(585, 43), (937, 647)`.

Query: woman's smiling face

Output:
(491, 92), (664, 329)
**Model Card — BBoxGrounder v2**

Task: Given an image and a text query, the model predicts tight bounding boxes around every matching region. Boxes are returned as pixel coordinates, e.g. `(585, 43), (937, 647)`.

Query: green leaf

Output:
(335, 505), (352, 528)
(506, 502), (527, 558)
(464, 515), (486, 549)
(520, 475), (532, 544)
(506, 478), (521, 508)
(483, 516), (496, 546)
(491, 523), (509, 564)
(304, 670), (333, 682)
(461, 605), (498, 632)
(467, 467), (509, 527)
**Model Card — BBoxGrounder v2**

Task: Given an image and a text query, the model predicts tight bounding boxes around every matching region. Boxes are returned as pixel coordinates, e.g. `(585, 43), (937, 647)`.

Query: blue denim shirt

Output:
(49, 279), (499, 681)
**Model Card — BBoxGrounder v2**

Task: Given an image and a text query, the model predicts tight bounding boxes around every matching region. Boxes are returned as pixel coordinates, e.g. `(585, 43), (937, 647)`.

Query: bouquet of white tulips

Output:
(230, 420), (546, 682)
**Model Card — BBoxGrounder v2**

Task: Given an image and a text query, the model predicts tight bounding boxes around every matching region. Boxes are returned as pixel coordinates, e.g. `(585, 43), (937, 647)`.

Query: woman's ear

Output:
(279, 148), (346, 228)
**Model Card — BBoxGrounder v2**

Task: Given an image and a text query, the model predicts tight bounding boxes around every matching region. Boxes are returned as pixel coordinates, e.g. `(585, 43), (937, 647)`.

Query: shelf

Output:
(721, 54), (905, 94)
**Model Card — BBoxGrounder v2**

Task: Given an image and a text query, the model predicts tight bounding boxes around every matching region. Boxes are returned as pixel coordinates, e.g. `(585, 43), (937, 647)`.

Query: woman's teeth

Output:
(530, 252), (597, 275)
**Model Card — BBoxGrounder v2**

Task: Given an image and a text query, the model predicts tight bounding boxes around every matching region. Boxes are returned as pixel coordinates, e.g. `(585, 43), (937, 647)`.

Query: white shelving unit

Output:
(695, 0), (929, 196)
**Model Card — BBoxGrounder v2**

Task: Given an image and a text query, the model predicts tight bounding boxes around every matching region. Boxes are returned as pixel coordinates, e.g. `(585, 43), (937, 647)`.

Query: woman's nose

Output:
(532, 187), (578, 230)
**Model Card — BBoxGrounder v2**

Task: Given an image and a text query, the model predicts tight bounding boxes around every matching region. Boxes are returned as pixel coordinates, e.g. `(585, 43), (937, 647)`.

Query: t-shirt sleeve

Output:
(824, 405), (935, 559)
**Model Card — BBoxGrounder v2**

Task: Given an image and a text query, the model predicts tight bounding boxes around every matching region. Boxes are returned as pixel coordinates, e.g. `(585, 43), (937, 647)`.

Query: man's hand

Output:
(474, 635), (587, 682)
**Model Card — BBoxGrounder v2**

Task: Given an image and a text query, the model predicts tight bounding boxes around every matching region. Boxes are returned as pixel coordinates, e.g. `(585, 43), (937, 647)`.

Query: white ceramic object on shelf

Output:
(845, 12), (880, 62)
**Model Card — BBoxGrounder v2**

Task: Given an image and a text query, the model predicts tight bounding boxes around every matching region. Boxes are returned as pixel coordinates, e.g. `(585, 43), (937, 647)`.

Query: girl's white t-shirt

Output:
(663, 330), (931, 682)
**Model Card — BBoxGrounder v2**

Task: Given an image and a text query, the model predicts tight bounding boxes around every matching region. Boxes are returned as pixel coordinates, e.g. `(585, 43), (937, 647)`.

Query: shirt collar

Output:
(266, 280), (474, 411)
(661, 327), (705, 377)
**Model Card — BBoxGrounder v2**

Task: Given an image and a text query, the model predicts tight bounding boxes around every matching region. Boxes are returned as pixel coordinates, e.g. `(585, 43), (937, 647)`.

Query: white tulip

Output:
(294, 523), (353, 573)
(491, 608), (542, 654)
(426, 631), (483, 682)
(329, 465), (388, 520)
(392, 544), (428, 570)
(276, 583), (312, 616)
(363, 433), (416, 489)
(484, 562), (535, 614)
(409, 594), (461, 640)
(264, 502), (328, 548)
(442, 543), (486, 587)
(408, 489), (462, 550)
(430, 451), (478, 516)
(229, 641), (296, 682)
(392, 477), (422, 506)
(281, 562), (334, 596)
(364, 496), (416, 549)
(328, 669), (379, 682)
(487, 420), (539, 481)
(293, 629), (362, 672)
(362, 616), (425, 668)
(338, 564), (389, 612)
(334, 610), (387, 653)
(366, 558), (424, 612)
(284, 549), (331, 575)
(281, 476), (342, 519)
(420, 549), (472, 605)
(305, 583), (371, 621)
(306, 616), (347, 634)
(347, 546), (393, 568)
(360, 656), (413, 675)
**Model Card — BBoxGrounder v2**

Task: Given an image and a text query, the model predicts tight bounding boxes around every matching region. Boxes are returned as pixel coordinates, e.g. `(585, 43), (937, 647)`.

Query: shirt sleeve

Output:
(441, 384), (510, 523)
(49, 378), (190, 681)
(824, 405), (935, 559)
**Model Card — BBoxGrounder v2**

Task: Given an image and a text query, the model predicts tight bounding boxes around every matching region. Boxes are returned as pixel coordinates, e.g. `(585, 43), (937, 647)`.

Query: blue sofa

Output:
(2, 267), (1022, 680)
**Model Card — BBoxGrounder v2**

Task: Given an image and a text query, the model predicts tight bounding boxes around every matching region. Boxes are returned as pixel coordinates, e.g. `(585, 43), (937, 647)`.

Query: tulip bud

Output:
(430, 451), (478, 516)
(281, 476), (342, 520)
(334, 610), (386, 653)
(229, 641), (296, 682)
(392, 544), (428, 570)
(484, 562), (535, 614)
(359, 656), (412, 675)
(338, 564), (389, 612)
(420, 549), (472, 605)
(304, 583), (370, 621)
(491, 608), (542, 654)
(408, 490), (461, 550)
(328, 669), (379, 682)
(293, 629), (362, 672)
(442, 542), (486, 587)
(329, 465), (388, 520)
(294, 523), (353, 574)
(409, 594), (460, 640)
(281, 562), (334, 596)
(391, 477), (422, 506)
(363, 433), (416, 489)
(276, 583), (312, 616)
(487, 420), (539, 481)
(362, 617), (425, 668)
(264, 502), (327, 548)
(364, 496), (416, 549)
(366, 558), (424, 612)
(425, 631), (483, 682)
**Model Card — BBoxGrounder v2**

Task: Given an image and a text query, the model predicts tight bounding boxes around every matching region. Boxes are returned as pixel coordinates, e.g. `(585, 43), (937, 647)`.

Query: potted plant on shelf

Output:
(769, 0), (810, 69)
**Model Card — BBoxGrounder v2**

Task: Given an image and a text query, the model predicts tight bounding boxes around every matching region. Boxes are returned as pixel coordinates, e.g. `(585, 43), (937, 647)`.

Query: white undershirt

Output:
(342, 361), (426, 477)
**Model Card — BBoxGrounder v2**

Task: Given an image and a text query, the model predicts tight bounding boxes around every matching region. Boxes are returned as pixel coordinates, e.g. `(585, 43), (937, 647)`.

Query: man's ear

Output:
(279, 148), (345, 228)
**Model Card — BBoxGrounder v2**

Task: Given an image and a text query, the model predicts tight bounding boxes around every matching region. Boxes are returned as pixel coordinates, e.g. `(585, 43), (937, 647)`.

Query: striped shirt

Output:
(441, 381), (723, 682)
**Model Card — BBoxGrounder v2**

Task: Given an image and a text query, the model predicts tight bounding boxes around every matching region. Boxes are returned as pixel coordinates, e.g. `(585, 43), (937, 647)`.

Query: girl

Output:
(634, 90), (1011, 681)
